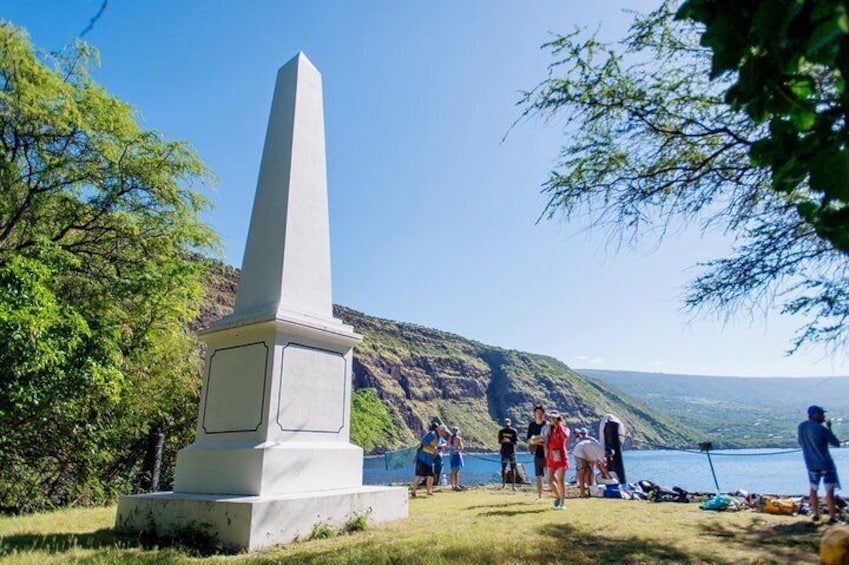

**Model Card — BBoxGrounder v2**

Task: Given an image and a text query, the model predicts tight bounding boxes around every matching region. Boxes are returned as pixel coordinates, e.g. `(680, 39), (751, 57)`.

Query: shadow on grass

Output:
(0, 529), (117, 555)
(243, 522), (750, 565)
(535, 522), (733, 565)
(463, 501), (524, 510)
(244, 533), (711, 565)
(698, 518), (819, 562)
(478, 508), (550, 517)
(0, 527), (232, 560)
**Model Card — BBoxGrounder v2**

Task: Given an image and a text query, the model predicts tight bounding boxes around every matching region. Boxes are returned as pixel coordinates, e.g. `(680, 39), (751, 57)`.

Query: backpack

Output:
(761, 496), (798, 515)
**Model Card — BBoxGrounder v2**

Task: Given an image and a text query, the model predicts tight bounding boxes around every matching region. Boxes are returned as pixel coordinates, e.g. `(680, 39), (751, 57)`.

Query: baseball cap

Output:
(504, 418), (512, 424)
(808, 405), (826, 417)
(549, 410), (561, 419)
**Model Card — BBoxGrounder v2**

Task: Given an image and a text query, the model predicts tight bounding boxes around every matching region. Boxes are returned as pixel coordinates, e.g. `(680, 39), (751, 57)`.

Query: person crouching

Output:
(573, 428), (610, 497)
(412, 423), (449, 497)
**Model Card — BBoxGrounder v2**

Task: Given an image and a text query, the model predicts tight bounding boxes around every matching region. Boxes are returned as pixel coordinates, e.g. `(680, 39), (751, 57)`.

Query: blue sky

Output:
(4, 0), (847, 377)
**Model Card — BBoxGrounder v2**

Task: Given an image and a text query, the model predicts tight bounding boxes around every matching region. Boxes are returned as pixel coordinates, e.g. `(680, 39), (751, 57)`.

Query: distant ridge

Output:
(580, 369), (849, 448)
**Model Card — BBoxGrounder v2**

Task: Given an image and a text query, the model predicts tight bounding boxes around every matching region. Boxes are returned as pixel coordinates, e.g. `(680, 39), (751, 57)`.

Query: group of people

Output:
(411, 405), (612, 508)
(409, 403), (844, 521)
(411, 402), (848, 521)
(500, 406), (610, 507)
(410, 421), (465, 497)
(521, 407), (569, 507)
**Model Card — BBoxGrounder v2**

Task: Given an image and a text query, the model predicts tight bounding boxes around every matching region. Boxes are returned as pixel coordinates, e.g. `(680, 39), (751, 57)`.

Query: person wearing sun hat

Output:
(546, 410), (570, 509)
(798, 405), (841, 523)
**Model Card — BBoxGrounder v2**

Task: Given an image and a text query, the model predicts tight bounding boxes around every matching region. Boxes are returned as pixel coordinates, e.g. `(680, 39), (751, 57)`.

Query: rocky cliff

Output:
(197, 261), (698, 452)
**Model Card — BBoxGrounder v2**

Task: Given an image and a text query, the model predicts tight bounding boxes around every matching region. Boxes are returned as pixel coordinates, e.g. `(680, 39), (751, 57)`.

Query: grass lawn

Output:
(0, 486), (825, 564)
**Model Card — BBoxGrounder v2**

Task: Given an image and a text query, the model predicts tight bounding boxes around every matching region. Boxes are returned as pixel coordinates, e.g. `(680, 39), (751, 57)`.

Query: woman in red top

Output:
(546, 411), (570, 509)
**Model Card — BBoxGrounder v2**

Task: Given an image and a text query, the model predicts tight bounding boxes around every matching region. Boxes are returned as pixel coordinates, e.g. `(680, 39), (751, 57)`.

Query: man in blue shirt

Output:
(797, 405), (841, 523)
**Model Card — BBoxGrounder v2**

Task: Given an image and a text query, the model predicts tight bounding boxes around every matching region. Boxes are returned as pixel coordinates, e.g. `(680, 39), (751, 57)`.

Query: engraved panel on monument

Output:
(202, 342), (268, 434)
(277, 343), (345, 433)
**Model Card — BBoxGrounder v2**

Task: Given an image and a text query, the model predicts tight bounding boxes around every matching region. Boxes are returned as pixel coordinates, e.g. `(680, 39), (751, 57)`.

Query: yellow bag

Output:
(762, 496), (798, 515)
(821, 525), (849, 565)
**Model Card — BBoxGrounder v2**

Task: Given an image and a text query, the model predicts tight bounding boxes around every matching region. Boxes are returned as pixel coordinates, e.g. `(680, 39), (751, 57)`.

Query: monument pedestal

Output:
(173, 441), (364, 495)
(116, 486), (408, 551)
(115, 312), (408, 549)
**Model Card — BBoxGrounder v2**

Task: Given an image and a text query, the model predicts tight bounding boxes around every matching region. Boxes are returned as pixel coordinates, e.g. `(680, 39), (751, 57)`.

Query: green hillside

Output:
(581, 369), (849, 448)
(200, 262), (699, 452)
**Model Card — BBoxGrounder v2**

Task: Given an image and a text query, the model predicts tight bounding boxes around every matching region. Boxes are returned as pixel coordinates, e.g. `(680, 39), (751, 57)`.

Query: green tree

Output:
(519, 1), (848, 352)
(0, 22), (217, 512)
(678, 0), (849, 254)
(350, 388), (402, 452)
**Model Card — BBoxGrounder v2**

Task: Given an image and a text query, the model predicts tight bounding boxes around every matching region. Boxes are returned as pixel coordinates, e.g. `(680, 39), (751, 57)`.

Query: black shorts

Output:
(501, 453), (517, 468)
(534, 454), (546, 477)
(415, 460), (434, 477)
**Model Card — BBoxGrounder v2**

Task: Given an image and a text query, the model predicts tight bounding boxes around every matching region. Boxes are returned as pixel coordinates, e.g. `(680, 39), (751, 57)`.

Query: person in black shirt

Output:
(526, 405), (548, 502)
(498, 417), (519, 490)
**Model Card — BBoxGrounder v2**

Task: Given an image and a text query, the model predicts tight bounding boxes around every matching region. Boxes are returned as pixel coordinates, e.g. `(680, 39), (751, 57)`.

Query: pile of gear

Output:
(577, 478), (698, 502)
(583, 477), (849, 523)
(696, 489), (849, 521)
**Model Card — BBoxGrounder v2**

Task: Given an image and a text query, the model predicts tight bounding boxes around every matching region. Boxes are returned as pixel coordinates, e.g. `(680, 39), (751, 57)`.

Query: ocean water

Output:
(364, 448), (849, 495)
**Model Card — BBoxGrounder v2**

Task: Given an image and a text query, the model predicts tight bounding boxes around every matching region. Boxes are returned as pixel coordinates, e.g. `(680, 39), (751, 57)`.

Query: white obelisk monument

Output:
(115, 52), (408, 551)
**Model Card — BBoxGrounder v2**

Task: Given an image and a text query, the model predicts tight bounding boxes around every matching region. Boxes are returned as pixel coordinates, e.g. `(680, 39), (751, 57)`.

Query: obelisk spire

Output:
(234, 52), (333, 320)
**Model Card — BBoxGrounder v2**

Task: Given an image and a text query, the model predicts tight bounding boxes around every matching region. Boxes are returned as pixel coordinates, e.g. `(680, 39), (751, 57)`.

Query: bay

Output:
(364, 448), (849, 496)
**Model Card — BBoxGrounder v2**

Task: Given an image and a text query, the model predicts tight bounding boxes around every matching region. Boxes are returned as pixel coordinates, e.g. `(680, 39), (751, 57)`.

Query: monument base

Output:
(115, 486), (408, 552)
(174, 441), (364, 495)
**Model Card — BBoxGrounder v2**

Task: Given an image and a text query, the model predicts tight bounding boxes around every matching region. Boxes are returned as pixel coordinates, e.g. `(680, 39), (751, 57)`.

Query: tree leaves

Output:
(521, 1), (849, 354)
(0, 23), (217, 512)
(678, 0), (849, 257)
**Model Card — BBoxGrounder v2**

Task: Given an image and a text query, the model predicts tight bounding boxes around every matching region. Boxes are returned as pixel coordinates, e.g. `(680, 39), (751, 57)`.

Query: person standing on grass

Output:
(433, 434), (446, 486)
(449, 427), (465, 490)
(546, 411), (570, 509)
(412, 423), (449, 497)
(798, 405), (841, 523)
(498, 417), (519, 490)
(527, 405), (549, 502)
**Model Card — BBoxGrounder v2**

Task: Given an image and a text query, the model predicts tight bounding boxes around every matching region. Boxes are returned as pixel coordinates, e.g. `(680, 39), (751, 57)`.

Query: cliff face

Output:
(198, 261), (697, 451)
